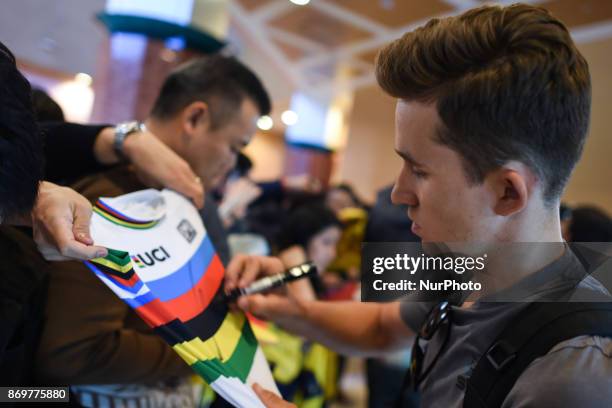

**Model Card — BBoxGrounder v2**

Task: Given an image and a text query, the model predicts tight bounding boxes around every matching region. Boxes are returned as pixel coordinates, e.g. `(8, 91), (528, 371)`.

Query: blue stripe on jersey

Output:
(125, 290), (158, 309)
(85, 262), (150, 303)
(146, 235), (215, 301)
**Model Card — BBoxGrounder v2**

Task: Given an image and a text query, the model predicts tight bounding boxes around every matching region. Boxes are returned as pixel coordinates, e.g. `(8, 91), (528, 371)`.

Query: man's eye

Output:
(412, 167), (427, 178)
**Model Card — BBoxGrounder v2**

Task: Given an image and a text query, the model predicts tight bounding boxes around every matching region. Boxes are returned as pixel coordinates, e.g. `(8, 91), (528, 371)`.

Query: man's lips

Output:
(411, 221), (421, 235)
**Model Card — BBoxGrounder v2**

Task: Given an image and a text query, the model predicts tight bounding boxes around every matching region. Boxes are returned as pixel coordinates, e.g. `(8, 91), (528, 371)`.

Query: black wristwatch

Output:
(113, 121), (146, 161)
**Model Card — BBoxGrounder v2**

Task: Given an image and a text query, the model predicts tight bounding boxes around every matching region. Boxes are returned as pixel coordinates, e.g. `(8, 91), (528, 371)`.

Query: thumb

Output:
(72, 200), (94, 245)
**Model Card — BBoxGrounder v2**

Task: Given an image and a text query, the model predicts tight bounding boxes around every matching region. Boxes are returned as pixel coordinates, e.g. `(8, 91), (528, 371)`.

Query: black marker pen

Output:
(225, 262), (317, 302)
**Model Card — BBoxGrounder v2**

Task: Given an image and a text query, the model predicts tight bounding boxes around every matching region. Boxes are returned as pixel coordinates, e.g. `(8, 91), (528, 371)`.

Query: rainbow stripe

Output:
(93, 200), (159, 229)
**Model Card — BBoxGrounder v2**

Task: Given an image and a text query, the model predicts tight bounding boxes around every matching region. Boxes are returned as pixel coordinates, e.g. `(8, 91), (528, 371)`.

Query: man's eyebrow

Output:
(395, 149), (424, 167)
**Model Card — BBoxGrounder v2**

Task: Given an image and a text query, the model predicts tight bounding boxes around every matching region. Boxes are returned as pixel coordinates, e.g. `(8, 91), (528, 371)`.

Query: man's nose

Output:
(391, 173), (418, 207)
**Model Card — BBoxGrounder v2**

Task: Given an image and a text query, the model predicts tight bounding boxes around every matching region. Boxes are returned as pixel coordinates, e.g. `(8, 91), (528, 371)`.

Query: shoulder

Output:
(503, 335), (612, 408)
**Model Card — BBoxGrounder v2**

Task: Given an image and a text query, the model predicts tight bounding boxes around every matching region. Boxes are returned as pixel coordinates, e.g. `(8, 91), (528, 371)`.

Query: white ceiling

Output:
(0, 0), (106, 75)
(2, 0), (611, 104)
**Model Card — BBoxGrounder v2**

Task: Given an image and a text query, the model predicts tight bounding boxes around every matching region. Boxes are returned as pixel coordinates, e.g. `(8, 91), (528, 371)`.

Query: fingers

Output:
(71, 197), (94, 245)
(239, 256), (266, 288)
(47, 241), (107, 261)
(125, 131), (205, 209)
(58, 239), (107, 261)
(236, 293), (295, 321)
(252, 383), (296, 408)
(38, 215), (107, 261)
(172, 161), (205, 209)
(32, 182), (108, 262)
(225, 255), (285, 292)
(36, 227), (107, 261)
(225, 254), (250, 292)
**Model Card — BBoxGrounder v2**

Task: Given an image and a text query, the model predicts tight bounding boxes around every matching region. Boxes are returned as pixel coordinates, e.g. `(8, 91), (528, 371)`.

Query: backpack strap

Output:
(464, 301), (612, 408)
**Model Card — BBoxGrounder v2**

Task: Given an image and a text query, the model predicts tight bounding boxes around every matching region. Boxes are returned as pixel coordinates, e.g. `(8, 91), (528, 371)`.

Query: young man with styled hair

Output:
(225, 4), (611, 407)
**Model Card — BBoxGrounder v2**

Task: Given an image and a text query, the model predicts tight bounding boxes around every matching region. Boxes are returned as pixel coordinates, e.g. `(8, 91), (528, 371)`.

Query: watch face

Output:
(118, 121), (139, 134)
(115, 121), (142, 159)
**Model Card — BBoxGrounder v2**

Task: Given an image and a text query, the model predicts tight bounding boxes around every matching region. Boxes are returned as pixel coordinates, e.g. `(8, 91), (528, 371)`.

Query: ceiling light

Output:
(257, 115), (274, 131)
(74, 73), (92, 87)
(281, 110), (299, 126)
(289, 0), (310, 5)
(160, 48), (177, 62)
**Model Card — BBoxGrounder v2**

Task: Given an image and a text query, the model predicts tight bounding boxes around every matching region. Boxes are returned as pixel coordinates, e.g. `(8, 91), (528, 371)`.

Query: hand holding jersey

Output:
(84, 189), (278, 408)
(8, 181), (108, 261)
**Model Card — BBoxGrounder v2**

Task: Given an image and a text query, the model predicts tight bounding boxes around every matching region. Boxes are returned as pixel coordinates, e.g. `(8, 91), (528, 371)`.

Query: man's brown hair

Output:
(376, 3), (591, 205)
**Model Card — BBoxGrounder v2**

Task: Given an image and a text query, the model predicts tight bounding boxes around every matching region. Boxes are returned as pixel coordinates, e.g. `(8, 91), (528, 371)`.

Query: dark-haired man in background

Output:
(225, 4), (612, 407)
(36, 55), (271, 406)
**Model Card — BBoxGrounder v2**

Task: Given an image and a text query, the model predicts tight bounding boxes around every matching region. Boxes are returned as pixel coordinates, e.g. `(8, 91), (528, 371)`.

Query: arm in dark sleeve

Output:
(41, 122), (111, 184)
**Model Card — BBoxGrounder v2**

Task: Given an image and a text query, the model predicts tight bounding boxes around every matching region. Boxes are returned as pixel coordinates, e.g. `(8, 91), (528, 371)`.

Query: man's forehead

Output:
(394, 100), (440, 150)
(395, 99), (439, 126)
(394, 100), (468, 173)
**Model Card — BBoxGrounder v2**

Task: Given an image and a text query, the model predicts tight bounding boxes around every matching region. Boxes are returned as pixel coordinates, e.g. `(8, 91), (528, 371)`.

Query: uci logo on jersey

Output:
(131, 246), (171, 268)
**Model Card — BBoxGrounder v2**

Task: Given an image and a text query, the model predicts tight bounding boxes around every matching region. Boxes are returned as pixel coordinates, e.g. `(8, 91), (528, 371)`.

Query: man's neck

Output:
(469, 212), (566, 300)
(144, 116), (182, 153)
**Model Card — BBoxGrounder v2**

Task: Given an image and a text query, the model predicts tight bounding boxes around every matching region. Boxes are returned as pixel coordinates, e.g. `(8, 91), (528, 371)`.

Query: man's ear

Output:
(488, 162), (536, 216)
(181, 101), (209, 137)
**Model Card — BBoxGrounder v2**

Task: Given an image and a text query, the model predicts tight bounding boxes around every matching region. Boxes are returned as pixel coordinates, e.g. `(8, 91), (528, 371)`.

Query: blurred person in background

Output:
(559, 203), (573, 241)
(277, 203), (343, 298)
(217, 153), (324, 234)
(564, 205), (612, 242)
(234, 170), (323, 251)
(325, 183), (365, 216)
(363, 184), (420, 408)
(257, 203), (342, 407)
(326, 183), (368, 283)
(324, 184), (369, 404)
(217, 153), (263, 230)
